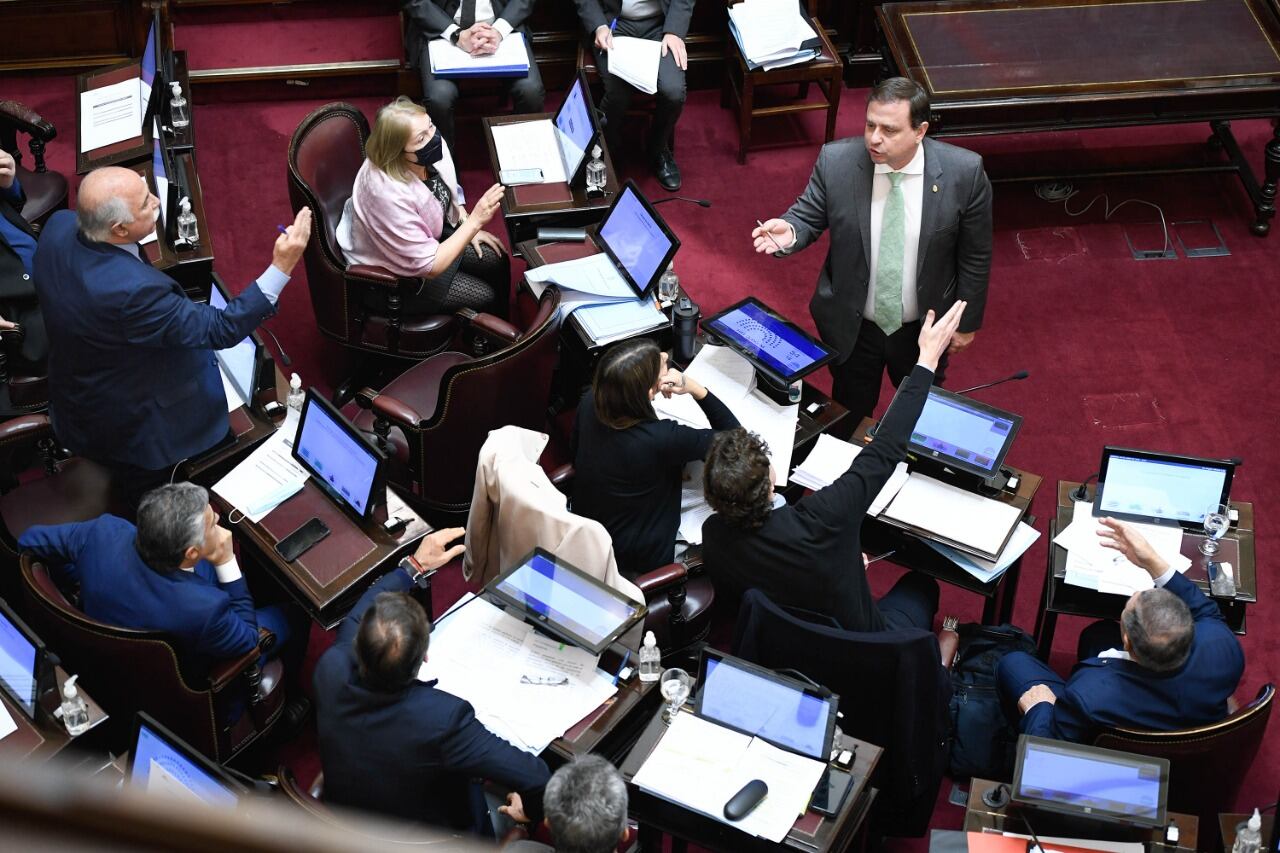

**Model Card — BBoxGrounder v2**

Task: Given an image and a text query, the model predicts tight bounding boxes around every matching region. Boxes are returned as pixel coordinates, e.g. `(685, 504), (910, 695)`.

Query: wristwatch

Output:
(399, 555), (434, 589)
(941, 616), (959, 633)
(449, 29), (462, 45)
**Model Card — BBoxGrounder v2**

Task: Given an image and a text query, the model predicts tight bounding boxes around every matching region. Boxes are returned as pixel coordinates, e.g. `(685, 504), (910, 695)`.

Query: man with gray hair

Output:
(17, 482), (299, 679)
(504, 755), (630, 853)
(998, 517), (1245, 743)
(31, 166), (311, 506)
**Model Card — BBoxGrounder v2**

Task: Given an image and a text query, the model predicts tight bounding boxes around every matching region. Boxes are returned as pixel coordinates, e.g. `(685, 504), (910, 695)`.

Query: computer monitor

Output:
(552, 71), (600, 186)
(0, 598), (51, 720)
(596, 181), (681, 298)
(291, 389), (386, 520)
(127, 712), (245, 808)
(1011, 736), (1168, 829)
(207, 279), (260, 410)
(1093, 446), (1235, 529)
(702, 296), (837, 386)
(488, 548), (646, 655)
(1269, 789), (1280, 851)
(899, 386), (1023, 479)
(694, 649), (838, 761)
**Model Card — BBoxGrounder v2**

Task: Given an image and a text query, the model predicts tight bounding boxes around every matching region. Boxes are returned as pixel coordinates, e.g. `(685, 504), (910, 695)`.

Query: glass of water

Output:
(657, 263), (680, 304)
(1199, 503), (1230, 556)
(659, 667), (693, 723)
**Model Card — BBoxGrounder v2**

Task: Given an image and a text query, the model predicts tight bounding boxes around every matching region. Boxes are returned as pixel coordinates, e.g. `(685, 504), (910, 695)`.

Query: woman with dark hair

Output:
(570, 338), (739, 577)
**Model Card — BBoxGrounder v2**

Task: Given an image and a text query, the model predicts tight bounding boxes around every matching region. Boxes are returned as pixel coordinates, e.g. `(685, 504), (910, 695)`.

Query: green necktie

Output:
(873, 171), (905, 336)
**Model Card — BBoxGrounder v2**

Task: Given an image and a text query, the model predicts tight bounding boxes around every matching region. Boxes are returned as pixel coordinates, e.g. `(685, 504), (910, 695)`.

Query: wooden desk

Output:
(549, 663), (661, 766)
(621, 708), (881, 853)
(0, 666), (109, 764)
(128, 153), (216, 299)
(1034, 482), (1255, 658)
(1218, 812), (1274, 853)
(76, 59), (153, 174)
(483, 113), (620, 250)
(876, 0), (1280, 236)
(851, 417), (1042, 625)
(169, 51), (197, 158)
(966, 778), (1198, 851)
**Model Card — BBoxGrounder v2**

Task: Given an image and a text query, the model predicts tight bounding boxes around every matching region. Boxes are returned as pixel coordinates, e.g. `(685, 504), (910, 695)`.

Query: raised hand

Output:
(1097, 517), (1168, 577)
(272, 206), (312, 274)
(751, 218), (793, 255)
(915, 300), (966, 371)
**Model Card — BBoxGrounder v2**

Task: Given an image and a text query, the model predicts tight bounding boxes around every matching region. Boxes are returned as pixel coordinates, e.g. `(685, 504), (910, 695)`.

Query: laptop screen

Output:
(1094, 447), (1234, 527)
(0, 601), (39, 718)
(128, 715), (241, 808)
(597, 183), (677, 296)
(292, 390), (382, 518)
(554, 74), (595, 182)
(695, 650), (837, 760)
(702, 297), (835, 384)
(208, 282), (258, 407)
(909, 387), (1021, 475)
(490, 549), (644, 654)
(1012, 736), (1167, 828)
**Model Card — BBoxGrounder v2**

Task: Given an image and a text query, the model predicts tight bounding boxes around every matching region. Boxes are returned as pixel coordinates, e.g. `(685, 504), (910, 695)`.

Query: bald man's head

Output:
(77, 166), (160, 244)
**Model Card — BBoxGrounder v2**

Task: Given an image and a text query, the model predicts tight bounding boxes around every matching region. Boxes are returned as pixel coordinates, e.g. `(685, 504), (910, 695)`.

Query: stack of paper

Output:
(491, 119), (565, 184)
(80, 78), (143, 153)
(1053, 502), (1191, 596)
(880, 472), (1023, 558)
(575, 297), (668, 345)
(790, 434), (910, 513)
(728, 0), (821, 71)
(607, 36), (661, 94)
(428, 32), (531, 77)
(419, 594), (618, 754)
(923, 522), (1041, 584)
(211, 425), (309, 523)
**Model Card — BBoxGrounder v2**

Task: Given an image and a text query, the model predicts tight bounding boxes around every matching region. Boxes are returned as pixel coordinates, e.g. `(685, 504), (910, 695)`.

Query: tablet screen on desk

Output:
(128, 713), (244, 808)
(292, 390), (385, 520)
(695, 649), (837, 760)
(553, 72), (598, 184)
(208, 280), (258, 408)
(0, 600), (42, 719)
(1012, 736), (1167, 828)
(1093, 446), (1234, 529)
(702, 297), (836, 384)
(904, 387), (1021, 477)
(597, 182), (680, 297)
(490, 549), (644, 654)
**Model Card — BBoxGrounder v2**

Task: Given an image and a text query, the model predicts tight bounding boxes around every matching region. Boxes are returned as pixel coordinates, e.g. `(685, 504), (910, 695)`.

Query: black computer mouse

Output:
(723, 779), (769, 821)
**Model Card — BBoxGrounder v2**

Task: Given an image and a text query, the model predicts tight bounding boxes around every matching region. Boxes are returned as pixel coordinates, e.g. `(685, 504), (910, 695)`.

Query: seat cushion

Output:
(358, 313), (456, 356)
(0, 458), (115, 550)
(644, 576), (715, 654)
(14, 166), (68, 231)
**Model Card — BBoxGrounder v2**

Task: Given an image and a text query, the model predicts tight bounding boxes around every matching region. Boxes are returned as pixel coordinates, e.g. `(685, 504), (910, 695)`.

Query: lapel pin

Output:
(932, 184), (939, 193)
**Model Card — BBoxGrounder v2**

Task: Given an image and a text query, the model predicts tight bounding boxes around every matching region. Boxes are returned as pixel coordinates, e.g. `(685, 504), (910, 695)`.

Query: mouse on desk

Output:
(724, 779), (769, 821)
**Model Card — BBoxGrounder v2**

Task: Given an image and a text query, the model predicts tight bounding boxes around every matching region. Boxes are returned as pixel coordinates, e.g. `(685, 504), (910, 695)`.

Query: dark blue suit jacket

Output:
(1017, 571), (1244, 742)
(18, 515), (260, 675)
(315, 571), (550, 829)
(32, 210), (274, 470)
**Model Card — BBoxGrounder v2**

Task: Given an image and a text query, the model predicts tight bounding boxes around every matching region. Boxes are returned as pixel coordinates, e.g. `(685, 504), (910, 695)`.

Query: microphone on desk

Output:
(651, 196), (713, 208)
(955, 370), (1029, 395)
(260, 325), (293, 367)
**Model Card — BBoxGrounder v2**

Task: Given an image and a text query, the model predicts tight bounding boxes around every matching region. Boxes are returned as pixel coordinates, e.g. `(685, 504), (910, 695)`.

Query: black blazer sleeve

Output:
(663, 0), (695, 39)
(573, 0), (610, 34)
(779, 144), (832, 253)
(955, 158), (993, 333)
(440, 700), (551, 822)
(495, 0), (536, 29)
(403, 0), (460, 38)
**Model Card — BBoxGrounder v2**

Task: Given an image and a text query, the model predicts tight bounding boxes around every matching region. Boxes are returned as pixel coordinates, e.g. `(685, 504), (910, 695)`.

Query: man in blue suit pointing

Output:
(999, 517), (1245, 743)
(32, 167), (311, 505)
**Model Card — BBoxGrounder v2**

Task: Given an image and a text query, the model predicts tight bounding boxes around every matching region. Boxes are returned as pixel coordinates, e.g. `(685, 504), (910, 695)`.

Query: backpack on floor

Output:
(947, 622), (1039, 780)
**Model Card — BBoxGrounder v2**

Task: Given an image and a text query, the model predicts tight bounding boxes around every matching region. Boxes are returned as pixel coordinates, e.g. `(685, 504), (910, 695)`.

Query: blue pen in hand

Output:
(277, 224), (289, 235)
(609, 17), (618, 32)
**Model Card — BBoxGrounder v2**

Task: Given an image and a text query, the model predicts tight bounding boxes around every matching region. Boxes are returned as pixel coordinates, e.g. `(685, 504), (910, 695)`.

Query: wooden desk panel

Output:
(0, 0), (150, 74)
(0, 666), (108, 765)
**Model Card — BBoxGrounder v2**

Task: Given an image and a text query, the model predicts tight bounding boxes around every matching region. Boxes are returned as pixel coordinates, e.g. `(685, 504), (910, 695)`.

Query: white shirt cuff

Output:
(256, 265), (290, 305)
(493, 18), (513, 37)
(214, 556), (243, 584)
(914, 362), (936, 373)
(1152, 566), (1177, 588)
(442, 23), (459, 41)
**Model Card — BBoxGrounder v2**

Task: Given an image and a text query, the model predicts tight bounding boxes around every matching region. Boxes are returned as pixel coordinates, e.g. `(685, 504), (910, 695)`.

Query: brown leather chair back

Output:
(1094, 683), (1274, 839)
(17, 555), (260, 762)
(0, 99), (68, 231)
(413, 287), (562, 514)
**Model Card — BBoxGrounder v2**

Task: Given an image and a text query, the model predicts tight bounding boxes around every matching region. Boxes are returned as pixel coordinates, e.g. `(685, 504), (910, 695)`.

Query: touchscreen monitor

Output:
(702, 297), (836, 384)
(1093, 446), (1235, 529)
(905, 386), (1022, 478)
(1012, 736), (1168, 828)
(291, 389), (385, 519)
(596, 181), (680, 297)
(489, 549), (645, 654)
(0, 599), (45, 719)
(694, 649), (837, 760)
(127, 713), (244, 808)
(208, 280), (259, 408)
(553, 71), (599, 185)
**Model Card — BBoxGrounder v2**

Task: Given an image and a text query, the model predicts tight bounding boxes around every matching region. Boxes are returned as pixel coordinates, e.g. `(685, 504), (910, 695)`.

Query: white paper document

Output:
(419, 594), (618, 754)
(923, 521), (1042, 584)
(1054, 502), (1190, 595)
(490, 118), (566, 185)
(607, 36), (661, 94)
(632, 712), (824, 843)
(728, 0), (816, 62)
(211, 425), (309, 523)
(525, 252), (635, 300)
(575, 297), (667, 346)
(684, 344), (757, 404)
(428, 31), (530, 74)
(881, 472), (1022, 557)
(80, 78), (143, 152)
(0, 701), (16, 742)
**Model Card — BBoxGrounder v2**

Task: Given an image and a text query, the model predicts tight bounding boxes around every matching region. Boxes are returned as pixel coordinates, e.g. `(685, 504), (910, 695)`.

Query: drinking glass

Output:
(1199, 503), (1230, 556)
(659, 667), (693, 723)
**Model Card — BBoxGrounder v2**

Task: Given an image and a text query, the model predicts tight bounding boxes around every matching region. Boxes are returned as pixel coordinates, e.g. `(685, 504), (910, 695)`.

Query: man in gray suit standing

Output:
(753, 77), (992, 420)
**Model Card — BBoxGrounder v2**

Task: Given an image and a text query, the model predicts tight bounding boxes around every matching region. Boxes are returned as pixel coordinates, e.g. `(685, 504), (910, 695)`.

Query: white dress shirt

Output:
(864, 142), (925, 327)
(622, 0), (663, 19)
(441, 0), (514, 42)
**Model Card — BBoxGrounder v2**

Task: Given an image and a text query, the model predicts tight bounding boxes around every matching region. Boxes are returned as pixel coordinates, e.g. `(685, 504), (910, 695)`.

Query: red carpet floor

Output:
(3, 69), (1278, 844)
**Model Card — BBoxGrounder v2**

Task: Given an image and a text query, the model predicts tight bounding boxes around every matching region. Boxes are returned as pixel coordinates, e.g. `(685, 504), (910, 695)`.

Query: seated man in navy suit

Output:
(0, 148), (48, 396)
(315, 527), (550, 834)
(999, 517), (1245, 743)
(17, 482), (305, 683)
(32, 166), (311, 507)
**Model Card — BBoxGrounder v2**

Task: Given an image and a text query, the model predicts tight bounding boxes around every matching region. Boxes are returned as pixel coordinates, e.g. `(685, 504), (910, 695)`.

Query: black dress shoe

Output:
(651, 148), (682, 192)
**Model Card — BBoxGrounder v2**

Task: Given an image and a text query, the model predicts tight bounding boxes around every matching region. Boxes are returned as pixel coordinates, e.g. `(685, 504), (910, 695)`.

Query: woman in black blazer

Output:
(570, 338), (739, 577)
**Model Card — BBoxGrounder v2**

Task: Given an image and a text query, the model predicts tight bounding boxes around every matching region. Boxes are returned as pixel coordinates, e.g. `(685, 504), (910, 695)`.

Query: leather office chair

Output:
(347, 286), (562, 518)
(732, 588), (950, 837)
(0, 326), (47, 419)
(287, 102), (456, 399)
(0, 100), (68, 232)
(19, 554), (285, 763)
(1093, 682), (1274, 847)
(277, 766), (468, 845)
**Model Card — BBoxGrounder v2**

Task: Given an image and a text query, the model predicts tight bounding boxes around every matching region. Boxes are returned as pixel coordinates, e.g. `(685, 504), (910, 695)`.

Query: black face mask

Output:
(408, 133), (444, 167)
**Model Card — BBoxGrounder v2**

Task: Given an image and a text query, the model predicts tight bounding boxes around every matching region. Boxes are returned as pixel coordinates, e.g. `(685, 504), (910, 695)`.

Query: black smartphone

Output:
(810, 767), (853, 817)
(275, 517), (330, 562)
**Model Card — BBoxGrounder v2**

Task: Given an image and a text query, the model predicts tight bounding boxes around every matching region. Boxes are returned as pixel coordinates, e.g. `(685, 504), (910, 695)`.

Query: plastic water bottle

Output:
(56, 675), (91, 736)
(176, 197), (198, 245)
(169, 82), (190, 129)
(1233, 809), (1263, 853)
(585, 144), (607, 195)
(638, 631), (661, 682)
(657, 263), (680, 305)
(284, 373), (304, 431)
